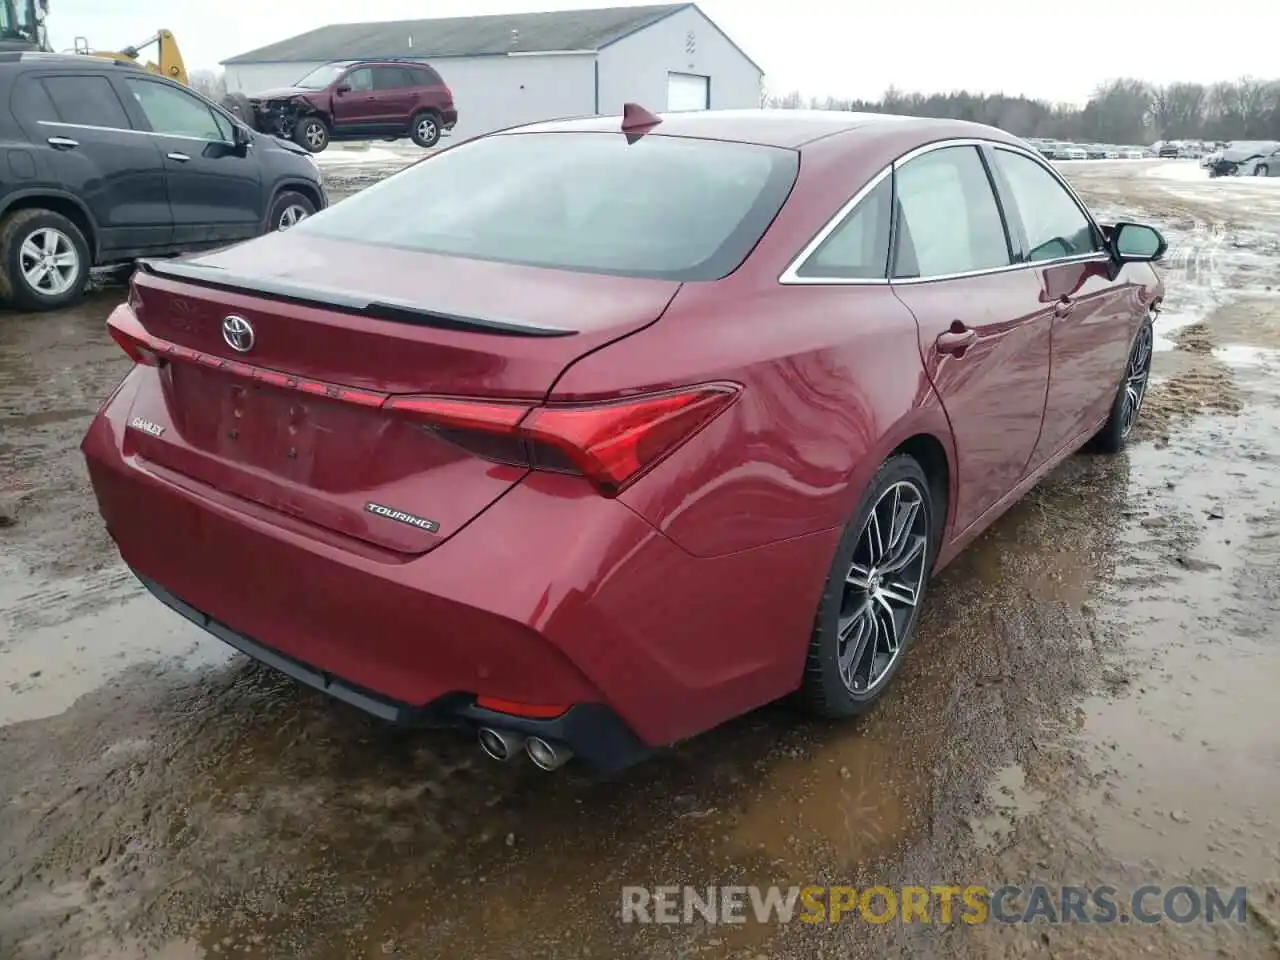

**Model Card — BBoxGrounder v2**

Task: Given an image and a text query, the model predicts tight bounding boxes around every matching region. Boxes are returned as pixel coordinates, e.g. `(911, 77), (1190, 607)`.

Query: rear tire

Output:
(1092, 316), (1154, 453)
(293, 116), (329, 153)
(799, 455), (936, 718)
(0, 208), (91, 312)
(1255, 164), (1269, 177)
(410, 110), (442, 148)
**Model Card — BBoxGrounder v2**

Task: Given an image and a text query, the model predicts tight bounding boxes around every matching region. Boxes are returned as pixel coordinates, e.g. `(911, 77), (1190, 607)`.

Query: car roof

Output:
(0, 51), (148, 71)
(509, 108), (1024, 150)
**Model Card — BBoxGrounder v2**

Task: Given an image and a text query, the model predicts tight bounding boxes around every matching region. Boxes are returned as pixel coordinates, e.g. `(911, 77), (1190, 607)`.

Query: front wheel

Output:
(1092, 316), (1154, 453)
(293, 116), (329, 153)
(800, 455), (936, 718)
(410, 111), (442, 148)
(1255, 164), (1269, 177)
(269, 191), (316, 232)
(0, 208), (91, 311)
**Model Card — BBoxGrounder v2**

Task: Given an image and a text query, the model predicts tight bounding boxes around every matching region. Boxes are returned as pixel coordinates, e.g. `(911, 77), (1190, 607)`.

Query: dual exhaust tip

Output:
(478, 727), (573, 771)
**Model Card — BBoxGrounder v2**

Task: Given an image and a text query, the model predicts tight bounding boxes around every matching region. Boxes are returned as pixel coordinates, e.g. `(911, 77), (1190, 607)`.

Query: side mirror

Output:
(230, 123), (251, 155)
(1111, 222), (1167, 263)
(334, 84), (351, 95)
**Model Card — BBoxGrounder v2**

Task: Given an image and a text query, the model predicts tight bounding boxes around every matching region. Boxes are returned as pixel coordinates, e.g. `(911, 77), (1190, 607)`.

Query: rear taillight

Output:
(104, 302), (739, 496)
(107, 303), (160, 366)
(384, 385), (740, 495)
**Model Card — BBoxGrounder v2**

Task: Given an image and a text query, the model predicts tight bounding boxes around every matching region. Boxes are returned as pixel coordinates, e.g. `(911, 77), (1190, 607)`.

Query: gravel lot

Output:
(2, 158), (1279, 959)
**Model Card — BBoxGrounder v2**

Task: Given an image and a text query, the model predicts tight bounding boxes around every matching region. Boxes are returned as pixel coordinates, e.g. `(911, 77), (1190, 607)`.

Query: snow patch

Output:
(1212, 345), (1280, 370)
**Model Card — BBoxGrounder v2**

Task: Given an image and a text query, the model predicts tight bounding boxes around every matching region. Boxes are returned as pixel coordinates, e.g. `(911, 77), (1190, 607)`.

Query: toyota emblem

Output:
(222, 315), (255, 353)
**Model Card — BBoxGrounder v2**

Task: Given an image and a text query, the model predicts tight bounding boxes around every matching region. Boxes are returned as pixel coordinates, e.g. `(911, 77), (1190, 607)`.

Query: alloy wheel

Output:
(277, 205), (310, 230)
(1120, 322), (1154, 438)
(838, 480), (930, 695)
(417, 118), (437, 142)
(20, 227), (79, 296)
(305, 123), (325, 149)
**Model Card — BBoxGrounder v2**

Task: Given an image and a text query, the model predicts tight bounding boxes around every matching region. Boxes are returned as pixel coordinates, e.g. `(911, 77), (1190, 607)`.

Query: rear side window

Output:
(40, 75), (131, 130)
(892, 145), (1011, 279)
(991, 149), (1099, 262)
(373, 67), (413, 90)
(413, 66), (443, 86)
(293, 131), (799, 281)
(797, 175), (892, 280)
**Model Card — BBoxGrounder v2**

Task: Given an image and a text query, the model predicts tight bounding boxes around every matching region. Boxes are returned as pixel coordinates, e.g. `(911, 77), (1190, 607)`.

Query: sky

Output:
(46, 0), (1276, 106)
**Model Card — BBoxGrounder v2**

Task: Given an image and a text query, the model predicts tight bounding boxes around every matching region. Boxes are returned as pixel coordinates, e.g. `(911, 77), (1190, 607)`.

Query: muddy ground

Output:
(1, 159), (1279, 959)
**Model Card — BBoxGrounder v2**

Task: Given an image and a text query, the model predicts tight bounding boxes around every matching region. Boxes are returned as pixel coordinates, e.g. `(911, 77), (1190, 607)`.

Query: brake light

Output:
(383, 385), (740, 495)
(106, 304), (160, 366)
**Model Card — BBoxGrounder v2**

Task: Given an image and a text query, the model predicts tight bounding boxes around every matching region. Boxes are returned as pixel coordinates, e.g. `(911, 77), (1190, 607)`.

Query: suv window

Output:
(40, 75), (131, 129)
(125, 78), (230, 141)
(991, 149), (1099, 262)
(892, 146), (1011, 279)
(293, 131), (799, 282)
(373, 67), (413, 90)
(343, 68), (373, 92)
(797, 175), (892, 280)
(412, 67), (443, 86)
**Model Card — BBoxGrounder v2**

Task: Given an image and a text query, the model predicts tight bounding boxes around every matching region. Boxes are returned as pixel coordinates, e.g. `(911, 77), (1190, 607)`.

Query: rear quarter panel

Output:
(550, 127), (966, 559)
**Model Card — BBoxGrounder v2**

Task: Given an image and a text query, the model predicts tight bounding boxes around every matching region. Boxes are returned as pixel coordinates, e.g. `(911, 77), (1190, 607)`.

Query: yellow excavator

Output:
(0, 1), (187, 86)
(72, 30), (188, 87)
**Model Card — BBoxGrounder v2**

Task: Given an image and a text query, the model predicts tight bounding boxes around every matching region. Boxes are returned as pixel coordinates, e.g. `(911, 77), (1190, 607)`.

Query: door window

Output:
(343, 68), (373, 92)
(892, 146), (1012, 279)
(991, 149), (1099, 262)
(373, 67), (413, 90)
(125, 78), (230, 141)
(40, 75), (131, 129)
(796, 175), (892, 279)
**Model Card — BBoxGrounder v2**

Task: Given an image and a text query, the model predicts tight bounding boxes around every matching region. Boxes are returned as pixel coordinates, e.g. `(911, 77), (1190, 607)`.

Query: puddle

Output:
(968, 763), (1048, 852)
(0, 555), (230, 726)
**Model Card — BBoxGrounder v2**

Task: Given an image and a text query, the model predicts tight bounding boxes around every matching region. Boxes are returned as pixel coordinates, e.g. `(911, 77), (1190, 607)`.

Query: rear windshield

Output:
(294, 131), (799, 281)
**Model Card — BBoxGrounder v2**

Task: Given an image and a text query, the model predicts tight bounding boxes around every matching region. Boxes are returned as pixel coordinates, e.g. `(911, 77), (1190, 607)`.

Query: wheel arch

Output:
(0, 190), (100, 261)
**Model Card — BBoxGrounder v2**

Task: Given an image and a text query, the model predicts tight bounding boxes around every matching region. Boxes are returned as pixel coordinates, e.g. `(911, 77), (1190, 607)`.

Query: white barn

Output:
(220, 3), (764, 141)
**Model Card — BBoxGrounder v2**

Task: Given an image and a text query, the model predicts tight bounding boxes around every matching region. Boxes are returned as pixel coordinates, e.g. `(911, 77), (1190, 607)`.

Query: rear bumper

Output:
(135, 570), (649, 770)
(82, 371), (834, 756)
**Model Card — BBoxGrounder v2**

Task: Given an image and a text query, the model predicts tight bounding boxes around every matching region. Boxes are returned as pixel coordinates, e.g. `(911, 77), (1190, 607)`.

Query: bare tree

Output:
(188, 69), (227, 101)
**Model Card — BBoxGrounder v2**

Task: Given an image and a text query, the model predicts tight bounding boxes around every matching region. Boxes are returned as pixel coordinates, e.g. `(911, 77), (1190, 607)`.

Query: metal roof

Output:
(221, 3), (707, 65)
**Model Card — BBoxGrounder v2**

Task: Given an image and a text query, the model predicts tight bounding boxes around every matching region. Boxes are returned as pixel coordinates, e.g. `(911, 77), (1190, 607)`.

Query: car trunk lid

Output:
(119, 233), (680, 555)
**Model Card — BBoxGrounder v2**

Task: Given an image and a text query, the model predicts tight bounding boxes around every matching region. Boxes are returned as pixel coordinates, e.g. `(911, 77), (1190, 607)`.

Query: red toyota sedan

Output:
(82, 108), (1165, 773)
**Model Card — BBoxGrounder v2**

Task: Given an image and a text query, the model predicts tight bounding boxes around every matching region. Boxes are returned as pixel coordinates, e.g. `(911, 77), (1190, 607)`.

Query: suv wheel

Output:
(1255, 164), (1269, 177)
(270, 191), (316, 232)
(293, 116), (329, 153)
(411, 111), (442, 149)
(0, 208), (91, 311)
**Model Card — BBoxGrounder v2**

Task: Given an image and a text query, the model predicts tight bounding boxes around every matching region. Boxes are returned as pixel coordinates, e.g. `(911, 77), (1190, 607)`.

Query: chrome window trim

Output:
(39, 119), (231, 146)
(779, 137), (1111, 287)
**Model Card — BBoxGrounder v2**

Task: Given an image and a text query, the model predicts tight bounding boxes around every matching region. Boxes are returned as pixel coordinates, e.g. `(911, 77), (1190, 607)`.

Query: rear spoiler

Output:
(134, 258), (576, 338)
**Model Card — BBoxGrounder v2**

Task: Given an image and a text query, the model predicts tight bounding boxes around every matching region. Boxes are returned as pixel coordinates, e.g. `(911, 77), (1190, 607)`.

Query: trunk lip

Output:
(136, 258), (577, 338)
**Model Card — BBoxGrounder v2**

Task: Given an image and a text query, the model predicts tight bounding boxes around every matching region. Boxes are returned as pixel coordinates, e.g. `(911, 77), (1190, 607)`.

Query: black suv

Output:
(0, 52), (327, 311)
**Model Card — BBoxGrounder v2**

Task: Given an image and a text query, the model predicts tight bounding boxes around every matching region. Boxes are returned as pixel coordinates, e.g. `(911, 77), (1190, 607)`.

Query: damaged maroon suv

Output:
(235, 59), (457, 153)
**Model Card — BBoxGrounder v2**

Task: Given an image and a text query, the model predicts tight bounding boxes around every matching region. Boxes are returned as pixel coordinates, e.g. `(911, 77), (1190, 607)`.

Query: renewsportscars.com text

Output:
(621, 884), (1249, 925)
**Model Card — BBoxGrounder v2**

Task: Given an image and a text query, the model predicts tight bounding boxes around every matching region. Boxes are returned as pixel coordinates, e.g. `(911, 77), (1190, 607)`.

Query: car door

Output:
(370, 67), (416, 131)
(330, 67), (377, 132)
(887, 144), (1053, 535)
(13, 71), (171, 256)
(118, 75), (263, 245)
(986, 145), (1137, 466)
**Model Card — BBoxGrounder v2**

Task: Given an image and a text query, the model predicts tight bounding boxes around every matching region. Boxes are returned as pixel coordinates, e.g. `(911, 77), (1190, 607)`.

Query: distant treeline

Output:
(764, 78), (1280, 145)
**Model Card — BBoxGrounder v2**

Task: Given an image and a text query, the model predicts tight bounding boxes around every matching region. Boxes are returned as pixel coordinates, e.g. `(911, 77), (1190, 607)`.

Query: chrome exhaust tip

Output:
(478, 727), (523, 762)
(524, 736), (573, 772)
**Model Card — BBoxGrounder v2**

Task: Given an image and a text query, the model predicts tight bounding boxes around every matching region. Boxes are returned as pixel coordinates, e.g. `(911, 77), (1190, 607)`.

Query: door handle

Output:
(47, 136), (79, 148)
(936, 323), (977, 356)
(1053, 296), (1074, 318)
(167, 152), (191, 162)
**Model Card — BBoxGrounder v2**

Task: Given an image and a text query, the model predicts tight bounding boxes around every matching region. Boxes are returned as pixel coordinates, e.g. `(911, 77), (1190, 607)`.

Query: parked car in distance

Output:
(1157, 142), (1181, 158)
(1058, 142), (1088, 160)
(1085, 143), (1108, 159)
(236, 59), (458, 153)
(0, 51), (326, 311)
(83, 108), (1166, 773)
(1121, 146), (1147, 159)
